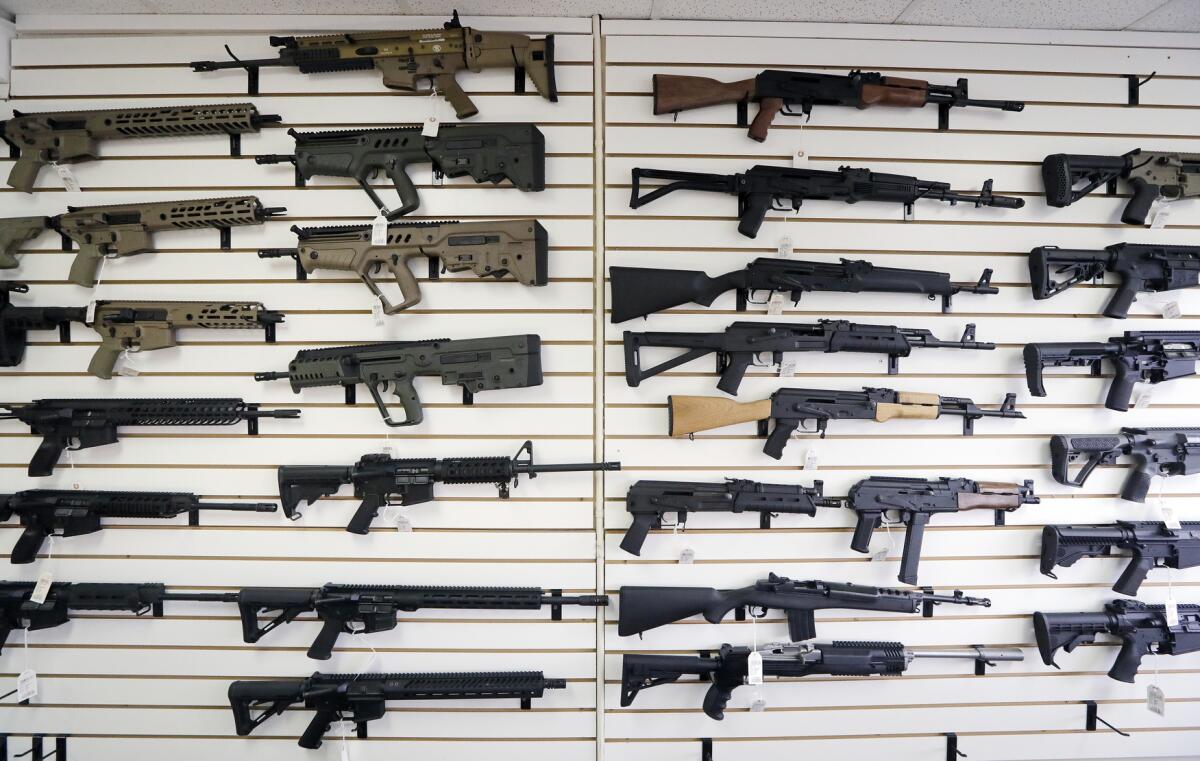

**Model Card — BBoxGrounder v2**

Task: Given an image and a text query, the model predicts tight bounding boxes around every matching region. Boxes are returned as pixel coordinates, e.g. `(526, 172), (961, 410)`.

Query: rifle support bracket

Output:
(922, 587), (936, 617)
(945, 732), (966, 760)
(229, 133), (242, 157)
(937, 102), (951, 131)
(700, 737), (713, 761)
(993, 509), (1006, 526)
(1085, 700), (1131, 736)
(550, 588), (563, 620)
(3, 735), (68, 761)
(970, 644), (996, 675)
(219, 227), (232, 250)
(1125, 72), (1156, 106)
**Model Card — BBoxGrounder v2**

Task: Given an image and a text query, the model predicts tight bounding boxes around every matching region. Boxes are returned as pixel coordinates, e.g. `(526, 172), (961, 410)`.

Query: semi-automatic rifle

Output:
(1042, 149), (1200, 225)
(1050, 427), (1200, 502)
(1041, 521), (1200, 595)
(1029, 243), (1200, 318)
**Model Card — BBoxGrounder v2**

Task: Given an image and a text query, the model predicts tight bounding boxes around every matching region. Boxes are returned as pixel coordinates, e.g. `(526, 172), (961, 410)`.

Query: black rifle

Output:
(1024, 331), (1200, 411)
(609, 257), (997, 323)
(669, 386), (1024, 459)
(255, 336), (542, 426)
(653, 68), (1023, 139)
(235, 584), (608, 660)
(276, 440), (620, 534)
(624, 320), (992, 392)
(0, 490), (276, 564)
(0, 282), (86, 366)
(257, 125), (545, 219)
(845, 477), (1039, 585)
(620, 479), (839, 556)
(1041, 521), (1200, 595)
(622, 641), (1023, 718)
(617, 573), (990, 639)
(1051, 427), (1200, 502)
(0, 398), (301, 477)
(629, 165), (1023, 238)
(1029, 243), (1200, 318)
(0, 580), (238, 652)
(229, 670), (566, 748)
(1042, 149), (1200, 225)
(1034, 599), (1200, 682)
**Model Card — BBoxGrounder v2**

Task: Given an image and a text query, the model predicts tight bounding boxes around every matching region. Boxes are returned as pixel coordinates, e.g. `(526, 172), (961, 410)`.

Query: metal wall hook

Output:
(945, 732), (967, 759)
(1125, 72), (1156, 105)
(9, 736), (67, 761)
(700, 737), (713, 761)
(1085, 700), (1131, 737)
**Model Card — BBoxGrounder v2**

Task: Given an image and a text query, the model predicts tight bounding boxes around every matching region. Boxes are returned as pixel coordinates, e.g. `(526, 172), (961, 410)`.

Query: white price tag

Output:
(1149, 201), (1171, 229)
(750, 695), (767, 712)
(803, 448), (818, 471)
(777, 236), (793, 257)
(16, 670), (37, 702)
(380, 506), (412, 531)
(86, 300), (98, 323)
(371, 300), (386, 326)
(371, 215), (389, 246)
(1161, 301), (1182, 319)
(792, 149), (808, 166)
(30, 571), (54, 605)
(678, 547), (695, 564)
(766, 291), (787, 316)
(1132, 386), (1154, 408)
(1165, 597), (1181, 628)
(1161, 504), (1182, 531)
(114, 351), (141, 377)
(1147, 684), (1166, 716)
(422, 116), (440, 137)
(747, 651), (764, 685)
(871, 548), (890, 563)
(56, 165), (81, 193)
(380, 440), (395, 457)
(778, 359), (796, 378)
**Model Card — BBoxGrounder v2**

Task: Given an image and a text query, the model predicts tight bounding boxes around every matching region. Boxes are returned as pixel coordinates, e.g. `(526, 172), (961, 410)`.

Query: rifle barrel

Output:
(912, 647), (1023, 661)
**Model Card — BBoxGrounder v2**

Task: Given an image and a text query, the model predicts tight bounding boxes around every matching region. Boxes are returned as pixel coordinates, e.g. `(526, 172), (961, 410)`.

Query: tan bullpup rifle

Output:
(260, 219), (548, 314)
(0, 196), (285, 286)
(0, 103), (280, 192)
(190, 11), (557, 119)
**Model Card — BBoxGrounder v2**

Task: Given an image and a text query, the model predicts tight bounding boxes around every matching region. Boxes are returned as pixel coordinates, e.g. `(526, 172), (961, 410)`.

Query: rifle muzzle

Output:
(255, 155), (296, 166)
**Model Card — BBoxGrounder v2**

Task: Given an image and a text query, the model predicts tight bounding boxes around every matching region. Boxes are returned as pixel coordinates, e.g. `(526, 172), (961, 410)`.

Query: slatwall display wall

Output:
(601, 19), (1200, 761)
(2, 12), (1200, 761)
(0, 13), (602, 761)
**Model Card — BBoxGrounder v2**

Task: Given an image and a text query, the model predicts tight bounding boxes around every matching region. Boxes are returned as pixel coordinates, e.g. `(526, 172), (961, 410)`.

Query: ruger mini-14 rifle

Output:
(1041, 521), (1200, 595)
(653, 69), (1023, 140)
(277, 440), (619, 533)
(1034, 599), (1200, 682)
(617, 573), (990, 639)
(0, 397), (300, 476)
(669, 386), (1023, 458)
(257, 124), (545, 219)
(1051, 427), (1200, 502)
(1029, 243), (1200, 318)
(624, 319), (992, 392)
(622, 641), (1023, 718)
(0, 103), (279, 192)
(609, 257), (997, 322)
(0, 490), (276, 564)
(619, 478), (838, 556)
(629, 164), (1023, 238)
(1042, 149), (1199, 225)
(229, 669), (566, 749)
(1025, 331), (1200, 411)
(255, 335), (542, 426)
(191, 11), (556, 119)
(260, 218), (548, 314)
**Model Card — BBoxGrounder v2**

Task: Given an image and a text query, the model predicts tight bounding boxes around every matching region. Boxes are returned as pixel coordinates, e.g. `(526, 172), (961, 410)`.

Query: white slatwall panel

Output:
(0, 13), (599, 761)
(601, 20), (1200, 761)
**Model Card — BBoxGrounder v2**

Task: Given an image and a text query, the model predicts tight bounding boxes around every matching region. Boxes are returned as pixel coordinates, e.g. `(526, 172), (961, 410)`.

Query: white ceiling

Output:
(0, 0), (1198, 32)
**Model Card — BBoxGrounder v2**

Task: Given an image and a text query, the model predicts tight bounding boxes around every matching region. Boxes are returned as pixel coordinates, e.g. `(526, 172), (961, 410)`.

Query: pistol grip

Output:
(736, 192), (773, 239)
(1119, 455), (1155, 503)
(850, 511), (880, 553)
(299, 707), (338, 749)
(1123, 177), (1160, 226)
(10, 524), (48, 564)
(386, 163), (421, 218)
(346, 493), (387, 535)
(748, 97), (783, 142)
(619, 514), (655, 556)
(29, 435), (67, 476)
(7, 157), (43, 193)
(1104, 276), (1142, 319)
(370, 257), (422, 314)
(436, 72), (477, 119)
(1113, 554), (1155, 596)
(1105, 363), (1138, 411)
(715, 352), (754, 395)
(307, 617), (343, 660)
(87, 342), (123, 380)
(67, 247), (104, 287)
(762, 417), (798, 459)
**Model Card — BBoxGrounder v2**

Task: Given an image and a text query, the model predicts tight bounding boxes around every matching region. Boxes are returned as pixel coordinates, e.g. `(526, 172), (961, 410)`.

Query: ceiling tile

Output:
(647, 0), (912, 22)
(1127, 0), (1200, 31)
(896, 0), (1170, 30)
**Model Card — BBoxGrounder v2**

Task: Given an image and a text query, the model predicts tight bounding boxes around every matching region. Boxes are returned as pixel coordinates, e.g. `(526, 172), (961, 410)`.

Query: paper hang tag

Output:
(803, 448), (818, 471)
(871, 548), (890, 563)
(380, 505), (412, 531)
(1161, 504), (1183, 531)
(1161, 301), (1182, 319)
(678, 547), (695, 564)
(85, 300), (98, 323)
(750, 695), (767, 712)
(1149, 200), (1171, 229)
(1147, 684), (1166, 716)
(778, 358), (796, 378)
(1165, 597), (1181, 628)
(422, 116), (440, 137)
(380, 440), (395, 457)
(792, 149), (808, 167)
(766, 291), (787, 316)
(114, 351), (141, 377)
(371, 215), (389, 246)
(371, 300), (386, 327)
(56, 165), (82, 193)
(747, 650), (764, 685)
(30, 571), (54, 605)
(16, 669), (37, 702)
(1132, 386), (1155, 408)
(778, 236), (793, 257)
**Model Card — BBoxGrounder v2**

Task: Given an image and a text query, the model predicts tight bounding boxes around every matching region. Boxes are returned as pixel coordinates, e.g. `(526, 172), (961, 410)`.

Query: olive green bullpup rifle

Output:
(260, 219), (548, 314)
(0, 196), (285, 286)
(0, 102), (280, 192)
(190, 11), (557, 119)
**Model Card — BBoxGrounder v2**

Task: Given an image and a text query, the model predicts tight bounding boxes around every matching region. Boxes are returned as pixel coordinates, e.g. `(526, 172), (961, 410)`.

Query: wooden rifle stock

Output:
(668, 395), (771, 437)
(653, 74), (755, 115)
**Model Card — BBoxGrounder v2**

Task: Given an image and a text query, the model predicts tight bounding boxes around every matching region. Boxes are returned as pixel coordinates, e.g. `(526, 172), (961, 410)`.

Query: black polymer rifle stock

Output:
(669, 386), (1024, 459)
(229, 670), (566, 749)
(257, 124), (545, 219)
(0, 398), (301, 476)
(277, 440), (620, 533)
(1025, 331), (1200, 411)
(1030, 243), (1200, 318)
(617, 574), (990, 639)
(608, 257), (997, 323)
(622, 642), (1024, 719)
(235, 584), (609, 660)
(1041, 522), (1200, 595)
(620, 478), (838, 556)
(0, 103), (280, 192)
(629, 164), (1023, 238)
(1051, 427), (1200, 502)
(653, 69), (1023, 140)
(0, 282), (86, 366)
(191, 11), (557, 119)
(1034, 599), (1200, 682)
(845, 477), (1039, 585)
(0, 490), (276, 564)
(624, 319), (993, 392)
(1042, 149), (1200, 225)
(255, 335), (542, 426)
